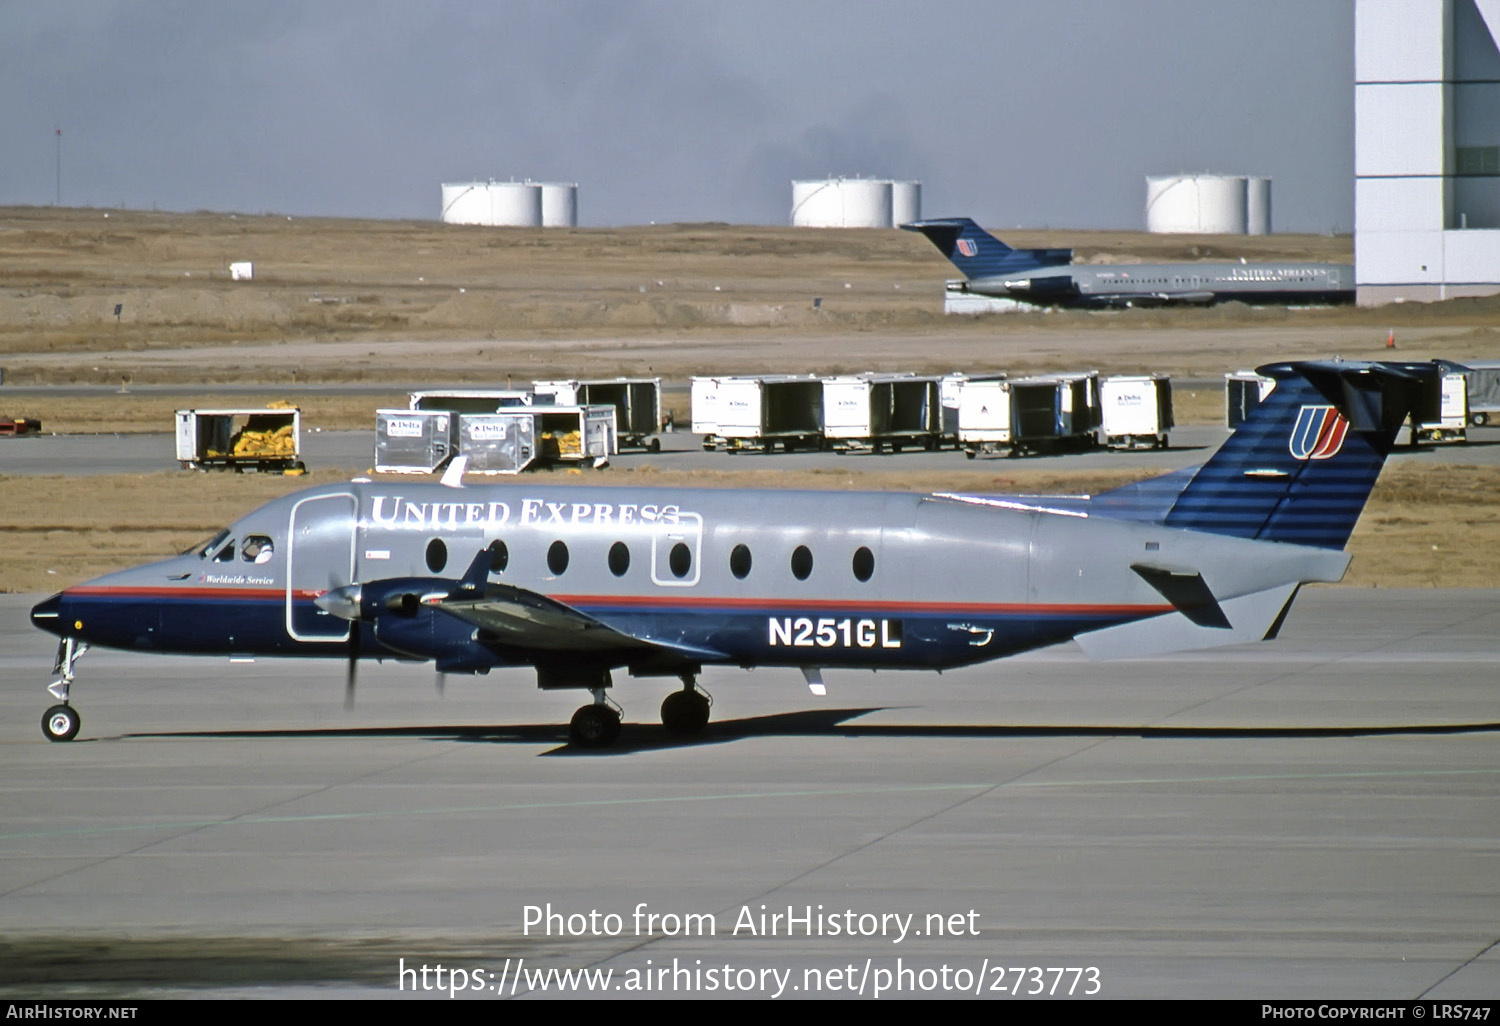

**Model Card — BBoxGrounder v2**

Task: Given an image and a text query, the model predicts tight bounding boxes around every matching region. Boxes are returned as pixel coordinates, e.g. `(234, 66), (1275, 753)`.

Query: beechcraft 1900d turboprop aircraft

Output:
(30, 360), (1434, 747)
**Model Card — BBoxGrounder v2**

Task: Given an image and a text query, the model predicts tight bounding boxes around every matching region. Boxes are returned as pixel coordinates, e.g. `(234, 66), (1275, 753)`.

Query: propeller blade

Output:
(344, 621), (359, 711)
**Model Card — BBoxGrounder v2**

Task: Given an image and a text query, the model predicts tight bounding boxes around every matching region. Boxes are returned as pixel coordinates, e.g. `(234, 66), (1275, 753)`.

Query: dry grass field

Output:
(4, 204), (1499, 391)
(2, 205), (1498, 593)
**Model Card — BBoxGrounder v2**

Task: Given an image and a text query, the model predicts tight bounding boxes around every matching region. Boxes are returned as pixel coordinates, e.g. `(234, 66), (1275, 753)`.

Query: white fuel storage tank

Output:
(440, 181), (544, 227)
(539, 182), (579, 227)
(1145, 174), (1261, 234)
(791, 178), (895, 228)
(890, 180), (922, 226)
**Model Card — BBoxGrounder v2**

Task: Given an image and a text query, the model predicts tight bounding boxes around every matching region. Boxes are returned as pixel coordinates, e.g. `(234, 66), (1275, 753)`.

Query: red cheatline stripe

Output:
(557, 594), (1169, 616)
(69, 586), (297, 600)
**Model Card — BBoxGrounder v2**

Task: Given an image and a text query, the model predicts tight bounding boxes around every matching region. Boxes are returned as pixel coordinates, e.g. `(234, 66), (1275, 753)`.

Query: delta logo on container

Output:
(1289, 405), (1349, 460)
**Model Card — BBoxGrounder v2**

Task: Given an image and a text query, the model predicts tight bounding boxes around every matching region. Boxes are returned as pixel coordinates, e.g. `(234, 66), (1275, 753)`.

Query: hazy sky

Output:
(1, 1), (1356, 231)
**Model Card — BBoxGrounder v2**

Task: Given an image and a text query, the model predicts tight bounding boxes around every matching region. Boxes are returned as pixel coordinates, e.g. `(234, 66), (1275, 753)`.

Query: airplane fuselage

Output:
(963, 260), (1353, 308)
(30, 480), (1336, 679)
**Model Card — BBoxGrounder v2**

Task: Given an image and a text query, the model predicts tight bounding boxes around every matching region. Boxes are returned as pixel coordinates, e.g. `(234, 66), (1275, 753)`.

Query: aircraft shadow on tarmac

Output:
(119, 708), (1500, 756)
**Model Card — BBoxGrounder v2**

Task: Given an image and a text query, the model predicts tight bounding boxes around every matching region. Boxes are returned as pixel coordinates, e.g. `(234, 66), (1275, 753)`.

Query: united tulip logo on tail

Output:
(1289, 405), (1348, 460)
(956, 238), (978, 258)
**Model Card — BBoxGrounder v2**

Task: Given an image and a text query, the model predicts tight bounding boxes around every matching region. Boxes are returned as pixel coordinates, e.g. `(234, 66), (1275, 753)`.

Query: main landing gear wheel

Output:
(660, 689), (711, 736)
(42, 704), (80, 742)
(570, 704), (622, 747)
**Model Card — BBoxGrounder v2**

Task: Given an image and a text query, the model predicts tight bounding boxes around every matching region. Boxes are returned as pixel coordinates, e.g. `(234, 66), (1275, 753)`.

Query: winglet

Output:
(439, 455), (468, 489)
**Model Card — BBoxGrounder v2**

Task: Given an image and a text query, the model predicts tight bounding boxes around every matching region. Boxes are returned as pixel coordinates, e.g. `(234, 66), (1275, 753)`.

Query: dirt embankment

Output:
(4, 205), (1496, 391)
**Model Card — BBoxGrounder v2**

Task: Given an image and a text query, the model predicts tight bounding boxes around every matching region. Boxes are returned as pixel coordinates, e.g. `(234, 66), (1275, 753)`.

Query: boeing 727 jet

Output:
(903, 218), (1352, 309)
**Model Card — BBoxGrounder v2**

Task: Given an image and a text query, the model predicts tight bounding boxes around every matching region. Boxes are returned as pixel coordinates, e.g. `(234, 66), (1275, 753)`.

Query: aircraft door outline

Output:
(286, 492), (357, 642)
(650, 512), (702, 587)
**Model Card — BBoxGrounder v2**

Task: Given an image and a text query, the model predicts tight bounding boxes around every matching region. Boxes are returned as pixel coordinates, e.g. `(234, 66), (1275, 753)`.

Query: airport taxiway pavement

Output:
(0, 589), (1495, 999)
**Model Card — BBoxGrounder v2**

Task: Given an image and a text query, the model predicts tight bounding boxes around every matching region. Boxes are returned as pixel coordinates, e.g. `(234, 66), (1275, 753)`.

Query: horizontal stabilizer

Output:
(1074, 583), (1301, 660)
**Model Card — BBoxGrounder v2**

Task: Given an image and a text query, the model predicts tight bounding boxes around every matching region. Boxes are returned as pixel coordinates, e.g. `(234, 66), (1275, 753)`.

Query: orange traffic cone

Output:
(1386, 329), (1396, 349)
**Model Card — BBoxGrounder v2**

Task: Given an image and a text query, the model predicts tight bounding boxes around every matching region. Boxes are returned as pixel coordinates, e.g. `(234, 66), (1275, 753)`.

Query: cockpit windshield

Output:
(186, 528), (232, 559)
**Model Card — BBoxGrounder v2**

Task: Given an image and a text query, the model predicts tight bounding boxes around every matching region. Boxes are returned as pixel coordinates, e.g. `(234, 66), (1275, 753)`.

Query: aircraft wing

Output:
(434, 583), (727, 662)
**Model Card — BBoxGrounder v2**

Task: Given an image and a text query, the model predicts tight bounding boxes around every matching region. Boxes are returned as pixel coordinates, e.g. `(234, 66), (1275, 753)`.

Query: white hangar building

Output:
(1356, 0), (1500, 303)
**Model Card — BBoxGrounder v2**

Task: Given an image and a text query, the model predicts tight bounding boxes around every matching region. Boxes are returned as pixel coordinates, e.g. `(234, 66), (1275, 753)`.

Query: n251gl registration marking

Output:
(768, 617), (902, 649)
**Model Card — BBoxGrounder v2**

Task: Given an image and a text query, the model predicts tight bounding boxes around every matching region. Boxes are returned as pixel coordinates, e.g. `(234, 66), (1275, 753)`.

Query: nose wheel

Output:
(42, 704), (80, 743)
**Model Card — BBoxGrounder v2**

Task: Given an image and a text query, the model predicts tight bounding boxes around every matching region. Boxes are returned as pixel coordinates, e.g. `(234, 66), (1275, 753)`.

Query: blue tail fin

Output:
(1162, 361), (1439, 549)
(901, 217), (1072, 279)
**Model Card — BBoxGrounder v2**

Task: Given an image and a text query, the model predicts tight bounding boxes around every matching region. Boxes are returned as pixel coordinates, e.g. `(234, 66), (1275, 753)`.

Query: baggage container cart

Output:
(956, 376), (1014, 458)
(1100, 374), (1173, 450)
(408, 389), (545, 413)
(175, 407), (304, 473)
(1225, 371), (1275, 428)
(691, 375), (823, 452)
(938, 373), (968, 446)
(375, 409), (458, 474)
(1459, 360), (1500, 426)
(958, 373), (1099, 458)
(1411, 370), (1468, 444)
(534, 377), (661, 451)
(1008, 372), (1100, 455)
(822, 373), (943, 452)
(457, 412), (538, 474)
(453, 405), (615, 474)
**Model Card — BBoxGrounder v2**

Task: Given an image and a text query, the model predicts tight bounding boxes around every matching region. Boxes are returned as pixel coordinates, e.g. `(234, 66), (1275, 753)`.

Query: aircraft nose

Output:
(30, 592), (65, 636)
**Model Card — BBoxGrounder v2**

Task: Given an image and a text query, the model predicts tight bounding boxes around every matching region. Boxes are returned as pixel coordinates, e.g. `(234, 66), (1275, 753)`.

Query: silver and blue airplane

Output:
(903, 218), (1354, 308)
(30, 360), (1430, 747)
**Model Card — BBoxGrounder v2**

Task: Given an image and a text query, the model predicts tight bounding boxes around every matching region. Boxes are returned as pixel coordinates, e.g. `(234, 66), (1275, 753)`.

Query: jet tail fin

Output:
(901, 218), (1072, 279)
(1161, 360), (1440, 549)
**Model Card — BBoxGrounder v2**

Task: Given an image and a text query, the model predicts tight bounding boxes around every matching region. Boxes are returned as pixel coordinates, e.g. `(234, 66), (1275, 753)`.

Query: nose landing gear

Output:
(41, 638), (87, 742)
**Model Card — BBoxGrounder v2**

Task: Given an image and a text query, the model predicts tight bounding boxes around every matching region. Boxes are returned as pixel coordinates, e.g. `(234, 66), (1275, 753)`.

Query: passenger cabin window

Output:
(730, 544), (752, 579)
(668, 542), (692, 579)
(852, 546), (874, 582)
(489, 541), (509, 574)
(608, 541), (630, 577)
(548, 540), (569, 575)
(791, 545), (813, 581)
(241, 536), (275, 564)
(426, 538), (447, 573)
